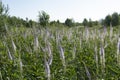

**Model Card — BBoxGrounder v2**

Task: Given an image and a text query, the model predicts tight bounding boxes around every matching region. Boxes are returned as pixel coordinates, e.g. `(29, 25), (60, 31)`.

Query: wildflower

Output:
(83, 61), (91, 80)
(47, 42), (53, 65)
(100, 43), (105, 68)
(58, 45), (66, 68)
(45, 59), (50, 80)
(94, 45), (98, 69)
(7, 48), (13, 60)
(34, 35), (39, 51)
(12, 40), (16, 52)
(117, 37), (120, 66)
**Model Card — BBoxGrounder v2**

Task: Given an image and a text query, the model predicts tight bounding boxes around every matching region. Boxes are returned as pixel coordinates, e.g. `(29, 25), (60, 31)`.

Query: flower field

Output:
(0, 26), (120, 80)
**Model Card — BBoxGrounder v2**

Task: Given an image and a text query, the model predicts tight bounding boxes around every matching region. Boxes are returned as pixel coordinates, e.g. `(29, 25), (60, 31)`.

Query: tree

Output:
(57, 20), (60, 24)
(88, 18), (93, 27)
(0, 1), (9, 16)
(65, 18), (74, 27)
(93, 21), (98, 26)
(25, 18), (34, 27)
(104, 15), (111, 26)
(111, 12), (119, 26)
(99, 19), (105, 26)
(0, 0), (9, 34)
(28, 20), (33, 27)
(38, 11), (50, 27)
(82, 18), (88, 27)
(50, 20), (56, 26)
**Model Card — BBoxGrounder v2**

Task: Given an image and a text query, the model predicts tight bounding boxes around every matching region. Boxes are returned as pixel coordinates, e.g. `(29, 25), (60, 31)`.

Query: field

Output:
(0, 25), (120, 80)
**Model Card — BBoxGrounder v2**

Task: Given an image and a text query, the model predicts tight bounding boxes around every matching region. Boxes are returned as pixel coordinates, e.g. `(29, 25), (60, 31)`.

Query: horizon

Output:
(2, 0), (120, 22)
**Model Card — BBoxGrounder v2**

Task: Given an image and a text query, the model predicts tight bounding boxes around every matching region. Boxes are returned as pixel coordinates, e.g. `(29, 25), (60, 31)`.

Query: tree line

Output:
(33, 10), (120, 27)
(103, 12), (120, 26)
(0, 0), (120, 30)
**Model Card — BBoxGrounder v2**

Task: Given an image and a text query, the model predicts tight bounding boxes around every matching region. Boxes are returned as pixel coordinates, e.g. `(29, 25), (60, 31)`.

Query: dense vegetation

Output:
(1, 25), (120, 80)
(1, 1), (120, 80)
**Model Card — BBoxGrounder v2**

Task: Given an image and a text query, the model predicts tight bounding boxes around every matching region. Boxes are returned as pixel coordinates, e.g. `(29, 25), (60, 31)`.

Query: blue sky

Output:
(2, 0), (120, 22)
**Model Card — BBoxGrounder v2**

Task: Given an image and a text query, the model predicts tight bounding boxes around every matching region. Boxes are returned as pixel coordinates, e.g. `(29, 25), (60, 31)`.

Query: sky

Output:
(2, 0), (120, 22)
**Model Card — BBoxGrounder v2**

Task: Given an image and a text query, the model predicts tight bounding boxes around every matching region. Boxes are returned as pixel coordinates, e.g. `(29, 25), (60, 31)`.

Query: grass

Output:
(0, 25), (120, 80)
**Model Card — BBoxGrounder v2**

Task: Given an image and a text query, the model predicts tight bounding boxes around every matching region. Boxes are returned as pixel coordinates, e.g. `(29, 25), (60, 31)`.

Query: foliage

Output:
(1, 1), (120, 79)
(82, 18), (88, 27)
(65, 18), (74, 27)
(0, 1), (9, 15)
(88, 18), (93, 27)
(104, 12), (119, 26)
(104, 14), (112, 26)
(38, 11), (50, 27)
(0, 25), (120, 79)
(0, 0), (9, 33)
(111, 12), (119, 26)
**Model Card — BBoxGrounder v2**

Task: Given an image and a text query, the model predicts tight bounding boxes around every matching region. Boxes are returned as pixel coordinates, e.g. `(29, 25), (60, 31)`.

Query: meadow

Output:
(0, 25), (120, 80)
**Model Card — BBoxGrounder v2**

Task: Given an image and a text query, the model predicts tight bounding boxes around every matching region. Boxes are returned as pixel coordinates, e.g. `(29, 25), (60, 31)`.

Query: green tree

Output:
(82, 18), (88, 27)
(38, 11), (50, 27)
(0, 1), (9, 16)
(99, 19), (105, 26)
(93, 21), (98, 26)
(65, 18), (74, 27)
(104, 15), (111, 26)
(88, 18), (93, 27)
(28, 20), (33, 27)
(57, 20), (60, 24)
(50, 20), (56, 26)
(0, 0), (9, 34)
(111, 12), (119, 26)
